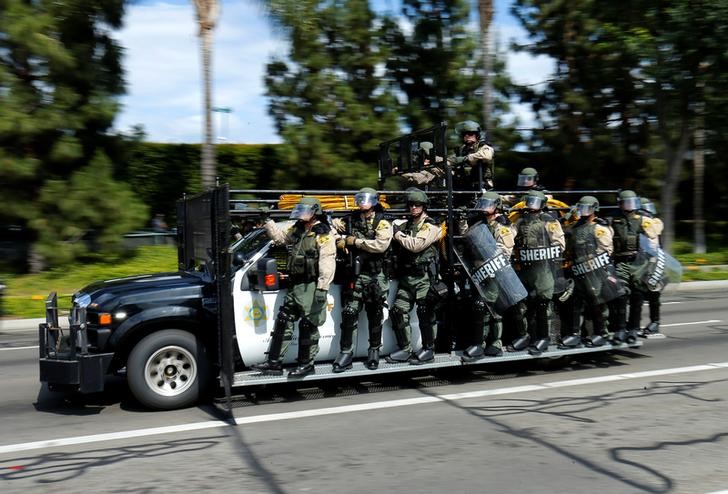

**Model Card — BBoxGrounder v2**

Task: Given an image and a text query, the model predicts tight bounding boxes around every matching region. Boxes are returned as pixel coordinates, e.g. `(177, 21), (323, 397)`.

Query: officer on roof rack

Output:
(449, 120), (495, 192)
(252, 197), (336, 378)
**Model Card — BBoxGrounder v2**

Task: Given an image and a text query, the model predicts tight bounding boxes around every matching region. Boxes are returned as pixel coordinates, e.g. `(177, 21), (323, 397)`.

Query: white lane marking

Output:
(2, 362), (728, 455)
(661, 320), (721, 328)
(0, 346), (38, 352)
(662, 301), (681, 305)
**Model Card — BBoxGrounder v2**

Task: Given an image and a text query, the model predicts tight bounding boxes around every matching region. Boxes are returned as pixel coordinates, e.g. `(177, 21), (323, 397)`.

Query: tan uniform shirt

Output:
(546, 216), (567, 251)
(353, 216), (393, 254)
(593, 221), (615, 256)
(393, 214), (441, 253)
(264, 219), (337, 291)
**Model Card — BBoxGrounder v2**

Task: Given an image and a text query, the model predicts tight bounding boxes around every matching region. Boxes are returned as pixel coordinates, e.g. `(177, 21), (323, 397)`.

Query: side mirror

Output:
(232, 251), (246, 267)
(256, 258), (279, 291)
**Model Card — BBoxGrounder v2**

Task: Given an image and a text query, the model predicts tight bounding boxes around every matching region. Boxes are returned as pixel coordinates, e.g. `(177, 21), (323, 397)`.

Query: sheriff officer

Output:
(458, 191), (516, 359)
(332, 187), (393, 372)
(253, 197), (336, 378)
(386, 188), (442, 365)
(510, 190), (566, 356)
(608, 190), (662, 342)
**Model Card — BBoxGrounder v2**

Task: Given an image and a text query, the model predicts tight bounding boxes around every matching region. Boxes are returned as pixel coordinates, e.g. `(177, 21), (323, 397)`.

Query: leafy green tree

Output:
(511, 0), (728, 249)
(263, 0), (400, 188)
(0, 0), (146, 270)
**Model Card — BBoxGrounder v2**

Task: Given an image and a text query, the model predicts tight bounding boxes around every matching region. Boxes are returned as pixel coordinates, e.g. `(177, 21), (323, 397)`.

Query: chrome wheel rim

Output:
(143, 345), (197, 397)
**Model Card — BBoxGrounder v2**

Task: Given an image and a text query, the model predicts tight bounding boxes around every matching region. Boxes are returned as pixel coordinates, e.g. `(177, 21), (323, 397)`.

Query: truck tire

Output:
(127, 330), (210, 410)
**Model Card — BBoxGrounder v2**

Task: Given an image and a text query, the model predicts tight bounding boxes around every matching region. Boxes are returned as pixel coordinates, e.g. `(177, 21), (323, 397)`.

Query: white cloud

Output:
(114, 1), (286, 144)
(114, 0), (554, 143)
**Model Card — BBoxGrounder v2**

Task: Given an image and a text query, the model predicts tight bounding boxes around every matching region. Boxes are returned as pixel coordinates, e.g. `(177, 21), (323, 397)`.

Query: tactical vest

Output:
(567, 220), (598, 265)
(611, 213), (642, 257)
(455, 142), (494, 189)
(286, 222), (324, 282)
(350, 211), (386, 273)
(397, 216), (438, 274)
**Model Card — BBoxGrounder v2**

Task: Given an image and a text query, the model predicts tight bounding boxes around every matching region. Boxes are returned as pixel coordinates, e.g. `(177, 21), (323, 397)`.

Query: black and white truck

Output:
(38, 125), (645, 410)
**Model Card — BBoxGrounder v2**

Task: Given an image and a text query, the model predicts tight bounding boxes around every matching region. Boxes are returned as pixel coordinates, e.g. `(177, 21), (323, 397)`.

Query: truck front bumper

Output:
(39, 293), (113, 394)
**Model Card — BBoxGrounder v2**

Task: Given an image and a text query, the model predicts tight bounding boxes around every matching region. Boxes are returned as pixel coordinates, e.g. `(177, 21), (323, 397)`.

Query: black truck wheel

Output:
(127, 330), (210, 410)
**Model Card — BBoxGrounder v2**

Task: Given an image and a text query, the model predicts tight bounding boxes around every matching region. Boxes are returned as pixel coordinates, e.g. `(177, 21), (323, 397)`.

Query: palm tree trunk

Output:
(201, 26), (216, 189)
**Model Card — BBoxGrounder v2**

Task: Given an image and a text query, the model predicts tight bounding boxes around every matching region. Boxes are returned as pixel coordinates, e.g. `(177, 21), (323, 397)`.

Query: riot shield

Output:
(512, 220), (566, 299)
(571, 251), (626, 304)
(460, 222), (527, 313)
(635, 234), (683, 292)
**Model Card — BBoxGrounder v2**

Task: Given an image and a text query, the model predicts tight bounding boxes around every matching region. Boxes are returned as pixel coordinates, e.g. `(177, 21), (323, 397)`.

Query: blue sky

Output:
(113, 0), (553, 144)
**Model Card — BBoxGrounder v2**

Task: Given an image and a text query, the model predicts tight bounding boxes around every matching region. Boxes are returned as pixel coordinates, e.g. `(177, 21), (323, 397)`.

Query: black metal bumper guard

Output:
(38, 292), (113, 394)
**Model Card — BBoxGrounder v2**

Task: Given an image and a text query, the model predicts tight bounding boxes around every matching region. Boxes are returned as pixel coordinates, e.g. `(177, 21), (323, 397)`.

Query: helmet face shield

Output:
(524, 194), (544, 210)
(474, 197), (498, 214)
(354, 192), (378, 209)
(290, 203), (316, 221)
(642, 200), (656, 215)
(619, 196), (641, 212)
(517, 173), (536, 188)
(575, 202), (596, 217)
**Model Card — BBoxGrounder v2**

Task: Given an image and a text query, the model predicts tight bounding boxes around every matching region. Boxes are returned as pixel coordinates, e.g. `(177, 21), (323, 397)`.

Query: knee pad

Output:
(473, 298), (489, 316)
(342, 305), (359, 326)
(276, 307), (296, 326)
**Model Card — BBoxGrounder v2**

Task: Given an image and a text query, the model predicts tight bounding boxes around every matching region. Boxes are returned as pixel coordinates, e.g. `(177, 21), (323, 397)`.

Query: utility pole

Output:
(193, 0), (219, 189)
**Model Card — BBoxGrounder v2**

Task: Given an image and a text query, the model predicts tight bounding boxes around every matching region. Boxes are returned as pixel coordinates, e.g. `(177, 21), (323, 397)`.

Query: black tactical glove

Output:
(453, 155), (467, 165)
(257, 205), (270, 223)
(392, 222), (403, 236)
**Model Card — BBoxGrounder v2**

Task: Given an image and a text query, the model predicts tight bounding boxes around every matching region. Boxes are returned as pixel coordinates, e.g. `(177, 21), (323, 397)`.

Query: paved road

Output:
(1, 289), (728, 493)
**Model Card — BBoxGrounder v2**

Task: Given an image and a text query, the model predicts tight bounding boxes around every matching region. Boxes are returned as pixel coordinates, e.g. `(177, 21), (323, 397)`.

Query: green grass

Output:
(2, 241), (728, 319)
(1, 245), (178, 319)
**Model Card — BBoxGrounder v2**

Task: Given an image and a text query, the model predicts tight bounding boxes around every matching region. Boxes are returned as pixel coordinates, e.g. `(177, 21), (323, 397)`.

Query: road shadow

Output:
(414, 377), (725, 493)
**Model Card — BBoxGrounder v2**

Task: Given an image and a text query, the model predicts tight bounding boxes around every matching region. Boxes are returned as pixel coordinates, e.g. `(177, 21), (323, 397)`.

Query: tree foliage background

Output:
(0, 0), (147, 269)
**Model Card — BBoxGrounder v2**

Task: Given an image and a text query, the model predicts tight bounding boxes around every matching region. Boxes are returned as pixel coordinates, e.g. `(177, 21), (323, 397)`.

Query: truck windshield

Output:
(230, 228), (270, 261)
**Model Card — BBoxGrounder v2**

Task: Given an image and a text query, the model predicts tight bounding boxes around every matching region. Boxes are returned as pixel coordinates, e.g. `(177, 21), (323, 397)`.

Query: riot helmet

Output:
(640, 197), (657, 215)
(575, 195), (600, 217)
(474, 191), (502, 215)
(418, 141), (434, 153)
(617, 190), (641, 212)
(354, 187), (378, 209)
(517, 167), (539, 188)
(523, 190), (546, 211)
(457, 120), (482, 144)
(290, 197), (322, 221)
(406, 188), (429, 208)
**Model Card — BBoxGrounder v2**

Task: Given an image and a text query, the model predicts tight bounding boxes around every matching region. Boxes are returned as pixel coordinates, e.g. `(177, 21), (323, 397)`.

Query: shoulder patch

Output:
(419, 223), (431, 231)
(317, 234), (331, 245)
(500, 227), (512, 237)
(643, 219), (652, 228)
(376, 219), (390, 230)
(547, 221), (559, 233)
(595, 228), (605, 238)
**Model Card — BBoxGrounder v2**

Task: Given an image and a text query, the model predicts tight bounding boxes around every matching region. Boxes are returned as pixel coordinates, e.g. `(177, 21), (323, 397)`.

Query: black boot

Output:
(560, 333), (582, 349)
(332, 352), (353, 373)
(385, 349), (412, 363)
(528, 338), (550, 356)
(462, 344), (484, 362)
(611, 330), (627, 344)
(585, 334), (607, 347)
(251, 359), (283, 375)
(409, 348), (435, 365)
(366, 348), (380, 370)
(483, 345), (503, 357)
(509, 334), (531, 352)
(288, 363), (315, 378)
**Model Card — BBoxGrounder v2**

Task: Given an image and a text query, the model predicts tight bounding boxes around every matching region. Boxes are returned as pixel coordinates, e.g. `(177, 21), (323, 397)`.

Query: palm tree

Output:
(192, 0), (220, 189)
(478, 0), (493, 133)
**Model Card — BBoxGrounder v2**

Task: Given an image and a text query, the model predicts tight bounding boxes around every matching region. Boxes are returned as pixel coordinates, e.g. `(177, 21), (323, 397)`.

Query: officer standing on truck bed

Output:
(386, 188), (442, 365)
(331, 187), (393, 372)
(253, 197), (336, 377)
(458, 192), (516, 359)
(607, 190), (661, 343)
(510, 189), (566, 356)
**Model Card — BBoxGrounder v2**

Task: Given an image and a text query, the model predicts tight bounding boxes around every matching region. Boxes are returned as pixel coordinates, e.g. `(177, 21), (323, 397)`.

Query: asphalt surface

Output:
(1, 283), (728, 493)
